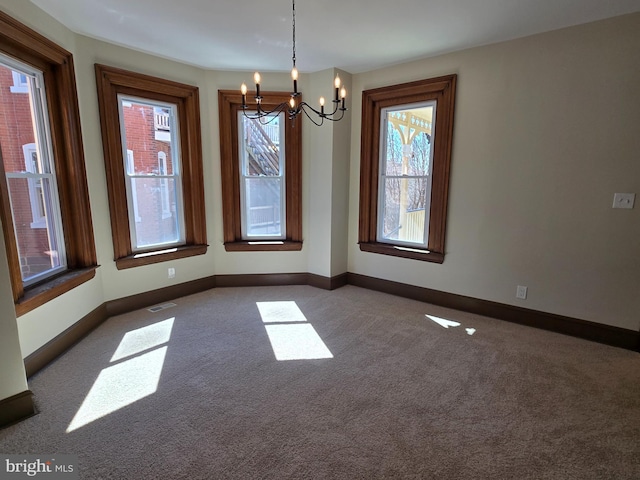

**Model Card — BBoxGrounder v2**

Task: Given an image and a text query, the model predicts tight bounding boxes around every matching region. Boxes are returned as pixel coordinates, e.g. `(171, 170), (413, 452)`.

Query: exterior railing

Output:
(249, 204), (280, 228)
(154, 111), (170, 131)
(400, 209), (425, 243)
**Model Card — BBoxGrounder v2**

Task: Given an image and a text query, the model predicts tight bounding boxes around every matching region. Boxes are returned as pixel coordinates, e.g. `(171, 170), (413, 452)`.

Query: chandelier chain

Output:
(292, 0), (296, 68)
(239, 0), (346, 126)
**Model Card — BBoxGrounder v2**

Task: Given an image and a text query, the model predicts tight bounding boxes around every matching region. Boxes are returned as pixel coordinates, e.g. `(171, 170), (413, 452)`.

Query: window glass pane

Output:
(0, 60), (66, 284)
(409, 131), (432, 176)
(384, 127), (404, 176)
(244, 178), (283, 237)
(118, 96), (185, 251)
(378, 102), (435, 248)
(240, 115), (282, 176)
(238, 112), (286, 239)
(380, 177), (427, 244)
(130, 176), (181, 248)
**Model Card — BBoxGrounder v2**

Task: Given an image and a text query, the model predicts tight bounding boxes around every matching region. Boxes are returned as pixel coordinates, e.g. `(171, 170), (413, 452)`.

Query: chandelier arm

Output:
(286, 102), (299, 118)
(242, 102), (289, 124)
(323, 100), (341, 117)
(318, 108), (346, 122)
(299, 104), (326, 126)
(299, 102), (322, 117)
(297, 101), (325, 118)
(299, 101), (346, 120)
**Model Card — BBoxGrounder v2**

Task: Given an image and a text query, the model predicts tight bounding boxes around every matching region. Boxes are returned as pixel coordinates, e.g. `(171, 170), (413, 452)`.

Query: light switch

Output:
(612, 193), (635, 209)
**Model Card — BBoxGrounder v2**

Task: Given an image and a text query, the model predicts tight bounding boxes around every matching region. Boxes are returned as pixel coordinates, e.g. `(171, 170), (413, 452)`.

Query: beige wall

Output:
(207, 70), (311, 276)
(0, 216), (29, 400)
(348, 13), (640, 330)
(0, 0), (107, 358)
(0, 0), (637, 363)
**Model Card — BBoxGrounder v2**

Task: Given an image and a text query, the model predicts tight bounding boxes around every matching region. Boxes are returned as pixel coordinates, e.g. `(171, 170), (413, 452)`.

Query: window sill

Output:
(116, 244), (208, 270)
(16, 267), (98, 317)
(224, 241), (303, 252)
(359, 242), (444, 263)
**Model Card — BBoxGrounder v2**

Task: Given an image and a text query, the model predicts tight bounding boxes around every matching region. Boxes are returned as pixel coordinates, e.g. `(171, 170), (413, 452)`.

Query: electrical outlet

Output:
(516, 285), (527, 300)
(612, 193), (635, 209)
(168, 267), (175, 279)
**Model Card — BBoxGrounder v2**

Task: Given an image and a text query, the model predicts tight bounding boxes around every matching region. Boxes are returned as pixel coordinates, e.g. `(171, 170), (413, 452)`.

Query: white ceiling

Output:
(30, 0), (640, 74)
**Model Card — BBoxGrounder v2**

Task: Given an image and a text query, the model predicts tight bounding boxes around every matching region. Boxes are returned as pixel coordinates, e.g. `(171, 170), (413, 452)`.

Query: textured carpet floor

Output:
(1, 285), (639, 479)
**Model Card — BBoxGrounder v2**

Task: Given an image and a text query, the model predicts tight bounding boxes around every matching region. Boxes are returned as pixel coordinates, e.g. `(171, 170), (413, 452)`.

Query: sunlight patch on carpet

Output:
(111, 318), (174, 361)
(67, 347), (167, 432)
(426, 315), (461, 329)
(257, 301), (333, 360)
(426, 314), (476, 335)
(265, 324), (334, 360)
(67, 318), (174, 432)
(256, 301), (307, 323)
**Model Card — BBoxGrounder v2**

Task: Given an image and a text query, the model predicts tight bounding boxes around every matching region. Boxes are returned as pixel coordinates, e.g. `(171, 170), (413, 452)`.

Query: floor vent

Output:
(147, 302), (177, 313)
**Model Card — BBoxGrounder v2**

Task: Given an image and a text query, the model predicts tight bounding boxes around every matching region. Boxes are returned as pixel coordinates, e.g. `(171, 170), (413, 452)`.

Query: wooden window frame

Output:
(358, 75), (457, 263)
(0, 10), (97, 316)
(218, 90), (302, 252)
(95, 65), (207, 269)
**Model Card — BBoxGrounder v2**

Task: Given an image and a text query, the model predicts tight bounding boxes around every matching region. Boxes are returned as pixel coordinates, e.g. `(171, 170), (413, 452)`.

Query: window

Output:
(0, 11), (97, 316)
(359, 75), (457, 263)
(218, 90), (302, 251)
(238, 112), (286, 240)
(10, 70), (28, 93)
(118, 96), (184, 250)
(378, 102), (435, 248)
(153, 107), (171, 141)
(95, 64), (207, 269)
(1, 60), (66, 286)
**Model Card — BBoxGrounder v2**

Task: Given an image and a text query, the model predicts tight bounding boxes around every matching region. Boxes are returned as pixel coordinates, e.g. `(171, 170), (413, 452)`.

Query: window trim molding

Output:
(358, 75), (457, 263)
(95, 64), (207, 269)
(0, 10), (97, 316)
(218, 90), (302, 252)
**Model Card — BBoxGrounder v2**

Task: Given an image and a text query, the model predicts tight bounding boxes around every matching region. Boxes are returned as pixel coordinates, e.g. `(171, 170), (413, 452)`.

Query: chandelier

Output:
(240, 0), (347, 126)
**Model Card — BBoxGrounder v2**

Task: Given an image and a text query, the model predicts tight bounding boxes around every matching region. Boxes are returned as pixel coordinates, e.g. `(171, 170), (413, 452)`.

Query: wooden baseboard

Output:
(307, 273), (348, 290)
(24, 303), (108, 378)
(24, 270), (637, 379)
(214, 273), (308, 288)
(0, 390), (35, 429)
(347, 272), (639, 351)
(106, 276), (216, 317)
(216, 272), (348, 290)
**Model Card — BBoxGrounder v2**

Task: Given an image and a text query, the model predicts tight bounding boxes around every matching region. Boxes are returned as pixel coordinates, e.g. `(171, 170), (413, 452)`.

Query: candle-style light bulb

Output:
(334, 75), (341, 89)
(292, 66), (299, 94)
(241, 83), (247, 108)
(254, 72), (261, 98)
(340, 87), (346, 99)
(319, 96), (325, 115)
(289, 97), (296, 109)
